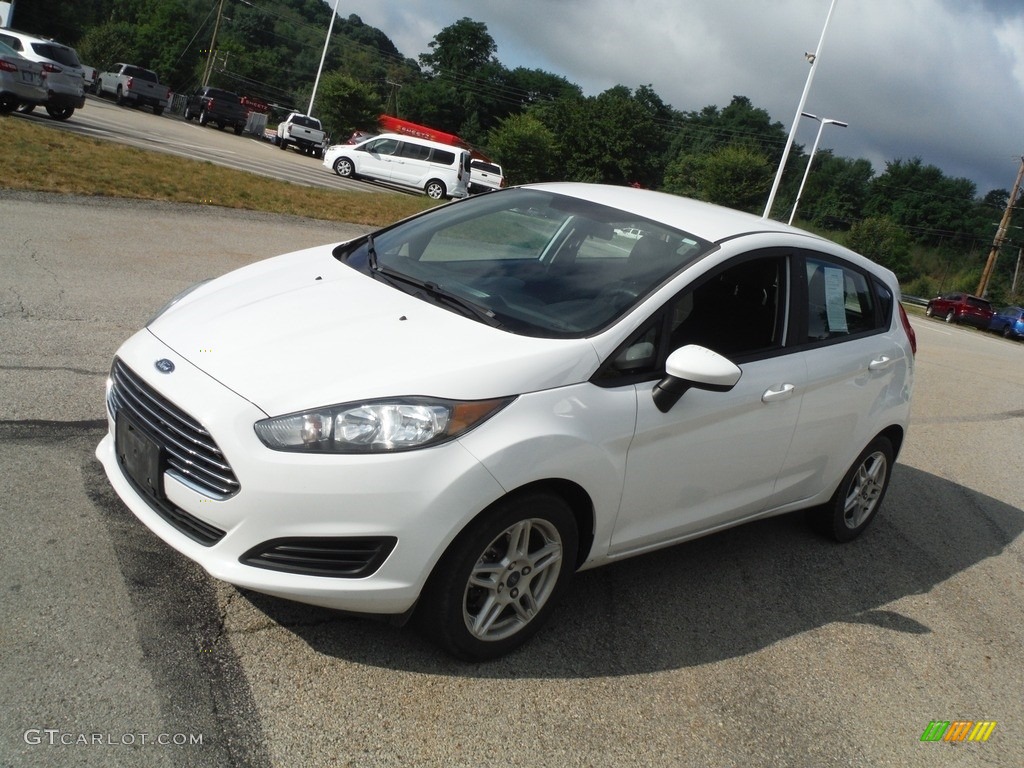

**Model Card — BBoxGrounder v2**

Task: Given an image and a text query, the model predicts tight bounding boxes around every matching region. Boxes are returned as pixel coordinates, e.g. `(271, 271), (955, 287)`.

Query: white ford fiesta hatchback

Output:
(97, 184), (916, 660)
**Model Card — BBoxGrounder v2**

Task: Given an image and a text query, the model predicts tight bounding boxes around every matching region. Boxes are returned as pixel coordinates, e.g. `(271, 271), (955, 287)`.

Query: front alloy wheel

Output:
(814, 436), (893, 543)
(333, 157), (354, 177)
(419, 492), (578, 660)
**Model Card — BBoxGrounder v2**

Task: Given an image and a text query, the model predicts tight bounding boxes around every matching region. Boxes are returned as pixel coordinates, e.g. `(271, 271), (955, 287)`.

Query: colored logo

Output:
(154, 359), (175, 374)
(920, 721), (996, 742)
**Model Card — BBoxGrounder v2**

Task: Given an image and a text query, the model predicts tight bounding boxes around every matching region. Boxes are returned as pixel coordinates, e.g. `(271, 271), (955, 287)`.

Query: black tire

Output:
(153, 106), (164, 117)
(813, 436), (893, 543)
(233, 124), (243, 136)
(945, 310), (956, 324)
(0, 95), (17, 114)
(333, 157), (354, 178)
(425, 179), (447, 200)
(279, 139), (289, 151)
(1003, 325), (1014, 339)
(17, 103), (35, 114)
(184, 105), (193, 121)
(925, 305), (934, 318)
(45, 105), (74, 121)
(198, 109), (209, 126)
(417, 491), (578, 661)
(115, 86), (126, 106)
(216, 122), (225, 131)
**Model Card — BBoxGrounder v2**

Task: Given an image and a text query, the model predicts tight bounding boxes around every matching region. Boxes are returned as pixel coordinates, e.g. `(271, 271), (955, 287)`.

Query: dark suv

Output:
(925, 292), (994, 328)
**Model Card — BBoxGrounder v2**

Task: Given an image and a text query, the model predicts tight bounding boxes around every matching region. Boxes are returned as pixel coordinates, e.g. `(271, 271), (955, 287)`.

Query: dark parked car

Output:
(988, 306), (1024, 339)
(183, 87), (248, 134)
(925, 292), (994, 328)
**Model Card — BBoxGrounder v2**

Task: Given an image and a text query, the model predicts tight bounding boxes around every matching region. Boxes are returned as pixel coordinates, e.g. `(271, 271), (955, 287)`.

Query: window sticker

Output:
(823, 266), (849, 332)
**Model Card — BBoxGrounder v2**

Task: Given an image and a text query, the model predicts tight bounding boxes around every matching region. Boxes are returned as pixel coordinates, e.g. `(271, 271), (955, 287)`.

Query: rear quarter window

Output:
(805, 256), (883, 342)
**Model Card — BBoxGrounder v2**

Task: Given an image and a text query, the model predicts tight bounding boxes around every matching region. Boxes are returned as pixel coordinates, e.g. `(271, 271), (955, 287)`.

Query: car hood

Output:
(147, 245), (601, 416)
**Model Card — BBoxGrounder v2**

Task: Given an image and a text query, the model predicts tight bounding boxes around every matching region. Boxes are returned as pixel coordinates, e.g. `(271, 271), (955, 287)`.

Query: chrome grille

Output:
(108, 358), (240, 499)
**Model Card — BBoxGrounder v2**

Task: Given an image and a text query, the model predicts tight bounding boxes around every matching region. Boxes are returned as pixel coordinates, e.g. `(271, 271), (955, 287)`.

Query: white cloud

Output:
(334, 0), (1024, 193)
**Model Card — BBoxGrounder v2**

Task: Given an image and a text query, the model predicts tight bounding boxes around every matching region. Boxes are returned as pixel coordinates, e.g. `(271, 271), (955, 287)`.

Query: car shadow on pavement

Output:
(241, 464), (1023, 678)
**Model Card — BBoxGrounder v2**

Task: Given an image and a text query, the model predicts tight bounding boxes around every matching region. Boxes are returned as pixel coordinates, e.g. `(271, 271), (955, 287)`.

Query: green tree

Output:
(314, 72), (384, 141)
(792, 154), (874, 229)
(488, 113), (557, 185)
(846, 216), (912, 280)
(418, 17), (496, 76)
(664, 144), (773, 213)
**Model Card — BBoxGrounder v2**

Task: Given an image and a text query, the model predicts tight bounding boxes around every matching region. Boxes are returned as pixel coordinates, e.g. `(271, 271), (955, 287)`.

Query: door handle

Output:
(868, 356), (893, 372)
(762, 384), (796, 402)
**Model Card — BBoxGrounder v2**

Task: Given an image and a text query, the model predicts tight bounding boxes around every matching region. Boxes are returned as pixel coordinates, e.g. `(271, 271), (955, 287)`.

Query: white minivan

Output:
(323, 132), (470, 200)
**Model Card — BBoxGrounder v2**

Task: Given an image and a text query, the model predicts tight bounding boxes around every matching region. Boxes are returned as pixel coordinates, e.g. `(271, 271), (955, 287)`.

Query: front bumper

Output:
(96, 330), (506, 614)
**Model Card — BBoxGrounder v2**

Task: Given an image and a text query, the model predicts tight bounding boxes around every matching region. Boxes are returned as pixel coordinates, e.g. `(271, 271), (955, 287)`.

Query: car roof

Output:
(363, 133), (468, 153)
(525, 182), (830, 245)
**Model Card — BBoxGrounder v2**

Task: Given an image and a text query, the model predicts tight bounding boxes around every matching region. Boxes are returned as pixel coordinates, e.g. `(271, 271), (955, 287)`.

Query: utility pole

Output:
(202, 0), (226, 88)
(976, 155), (1024, 298)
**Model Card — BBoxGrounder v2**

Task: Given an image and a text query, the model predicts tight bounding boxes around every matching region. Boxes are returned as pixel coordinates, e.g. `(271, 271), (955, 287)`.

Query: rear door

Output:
(770, 251), (910, 507)
(389, 141), (432, 187)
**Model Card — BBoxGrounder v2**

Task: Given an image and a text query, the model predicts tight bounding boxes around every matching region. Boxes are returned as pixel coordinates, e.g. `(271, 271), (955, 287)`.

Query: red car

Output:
(925, 292), (994, 328)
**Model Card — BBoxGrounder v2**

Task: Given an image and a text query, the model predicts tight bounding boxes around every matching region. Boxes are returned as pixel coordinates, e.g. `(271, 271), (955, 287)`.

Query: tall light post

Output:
(762, 0), (840, 219)
(788, 112), (847, 224)
(307, 0), (340, 115)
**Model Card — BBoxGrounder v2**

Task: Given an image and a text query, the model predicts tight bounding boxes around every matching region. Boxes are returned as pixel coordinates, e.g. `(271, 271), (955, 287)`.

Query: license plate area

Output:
(116, 412), (165, 502)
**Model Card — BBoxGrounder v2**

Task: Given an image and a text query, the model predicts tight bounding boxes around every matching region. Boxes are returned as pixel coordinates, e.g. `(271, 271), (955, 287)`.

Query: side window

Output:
(367, 139), (399, 156)
(669, 255), (787, 357)
(398, 142), (431, 161)
(804, 256), (879, 342)
(595, 254), (788, 383)
(430, 149), (456, 166)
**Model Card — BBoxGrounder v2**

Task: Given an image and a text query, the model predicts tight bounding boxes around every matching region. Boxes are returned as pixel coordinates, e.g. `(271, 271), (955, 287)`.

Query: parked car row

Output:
(0, 28), (85, 120)
(924, 292), (1023, 340)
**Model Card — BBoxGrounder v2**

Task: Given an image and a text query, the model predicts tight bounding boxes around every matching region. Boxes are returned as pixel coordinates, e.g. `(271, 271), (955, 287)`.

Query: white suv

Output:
(0, 29), (85, 120)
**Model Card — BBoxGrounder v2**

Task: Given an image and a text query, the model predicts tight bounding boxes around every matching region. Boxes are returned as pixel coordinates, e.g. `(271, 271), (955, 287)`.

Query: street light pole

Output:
(762, 0), (840, 219)
(307, 0), (340, 116)
(788, 112), (847, 225)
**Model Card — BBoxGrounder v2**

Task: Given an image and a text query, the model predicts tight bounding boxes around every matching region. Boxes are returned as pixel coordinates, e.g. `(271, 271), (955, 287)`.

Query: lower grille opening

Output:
(240, 537), (397, 578)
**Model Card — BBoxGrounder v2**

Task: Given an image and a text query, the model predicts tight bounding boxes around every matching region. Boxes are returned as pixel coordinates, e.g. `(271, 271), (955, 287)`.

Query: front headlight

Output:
(254, 397), (514, 453)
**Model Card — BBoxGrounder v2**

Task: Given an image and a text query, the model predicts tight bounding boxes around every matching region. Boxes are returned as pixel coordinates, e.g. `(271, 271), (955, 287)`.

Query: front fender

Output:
(457, 382), (637, 564)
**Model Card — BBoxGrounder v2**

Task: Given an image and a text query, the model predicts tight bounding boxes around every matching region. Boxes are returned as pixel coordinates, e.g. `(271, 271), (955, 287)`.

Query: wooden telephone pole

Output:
(977, 155), (1024, 298)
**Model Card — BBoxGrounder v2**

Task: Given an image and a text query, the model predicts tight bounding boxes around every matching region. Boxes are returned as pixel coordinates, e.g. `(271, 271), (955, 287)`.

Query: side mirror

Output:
(652, 345), (742, 413)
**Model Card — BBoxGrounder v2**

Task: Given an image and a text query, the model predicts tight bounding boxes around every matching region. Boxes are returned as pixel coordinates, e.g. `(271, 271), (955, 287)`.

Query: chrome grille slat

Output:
(109, 358), (240, 498)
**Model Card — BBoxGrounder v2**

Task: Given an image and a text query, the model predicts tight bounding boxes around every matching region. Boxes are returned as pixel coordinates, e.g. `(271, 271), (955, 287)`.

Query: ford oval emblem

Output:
(155, 359), (175, 374)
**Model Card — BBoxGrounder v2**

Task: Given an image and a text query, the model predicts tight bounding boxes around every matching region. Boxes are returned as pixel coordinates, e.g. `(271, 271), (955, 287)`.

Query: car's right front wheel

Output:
(814, 436), (893, 543)
(418, 491), (578, 661)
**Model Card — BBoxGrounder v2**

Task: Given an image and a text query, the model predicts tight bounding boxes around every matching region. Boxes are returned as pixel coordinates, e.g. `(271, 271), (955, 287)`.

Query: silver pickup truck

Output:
(97, 63), (171, 115)
(276, 113), (327, 158)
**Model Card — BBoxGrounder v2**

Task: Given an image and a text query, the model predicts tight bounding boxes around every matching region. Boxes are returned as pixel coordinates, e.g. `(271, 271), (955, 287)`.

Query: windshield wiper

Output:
(365, 232), (379, 271)
(369, 261), (502, 328)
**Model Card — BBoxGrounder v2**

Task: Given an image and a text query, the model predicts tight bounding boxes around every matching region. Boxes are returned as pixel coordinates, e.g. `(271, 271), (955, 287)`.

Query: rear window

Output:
(471, 161), (502, 175)
(966, 297), (992, 310)
(292, 115), (321, 129)
(31, 42), (81, 68)
(124, 65), (157, 81)
(206, 88), (239, 100)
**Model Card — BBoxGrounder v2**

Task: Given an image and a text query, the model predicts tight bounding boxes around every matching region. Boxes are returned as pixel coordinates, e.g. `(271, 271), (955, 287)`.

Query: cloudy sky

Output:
(328, 0), (1024, 198)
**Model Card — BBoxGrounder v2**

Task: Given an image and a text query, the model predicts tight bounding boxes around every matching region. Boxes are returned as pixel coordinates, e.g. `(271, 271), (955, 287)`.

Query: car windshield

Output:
(333, 188), (713, 338)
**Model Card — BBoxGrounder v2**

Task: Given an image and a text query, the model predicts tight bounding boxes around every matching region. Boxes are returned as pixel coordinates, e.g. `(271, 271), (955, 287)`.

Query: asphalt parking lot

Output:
(1, 190), (1022, 767)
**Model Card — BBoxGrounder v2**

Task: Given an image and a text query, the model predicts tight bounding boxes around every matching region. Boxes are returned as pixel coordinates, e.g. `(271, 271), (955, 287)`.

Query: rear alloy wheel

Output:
(1004, 325), (1014, 339)
(333, 157), (354, 177)
(45, 105), (74, 121)
(198, 109), (209, 126)
(814, 437), (893, 543)
(419, 492), (578, 661)
(945, 310), (956, 324)
(0, 95), (17, 114)
(425, 179), (447, 200)
(18, 103), (35, 114)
